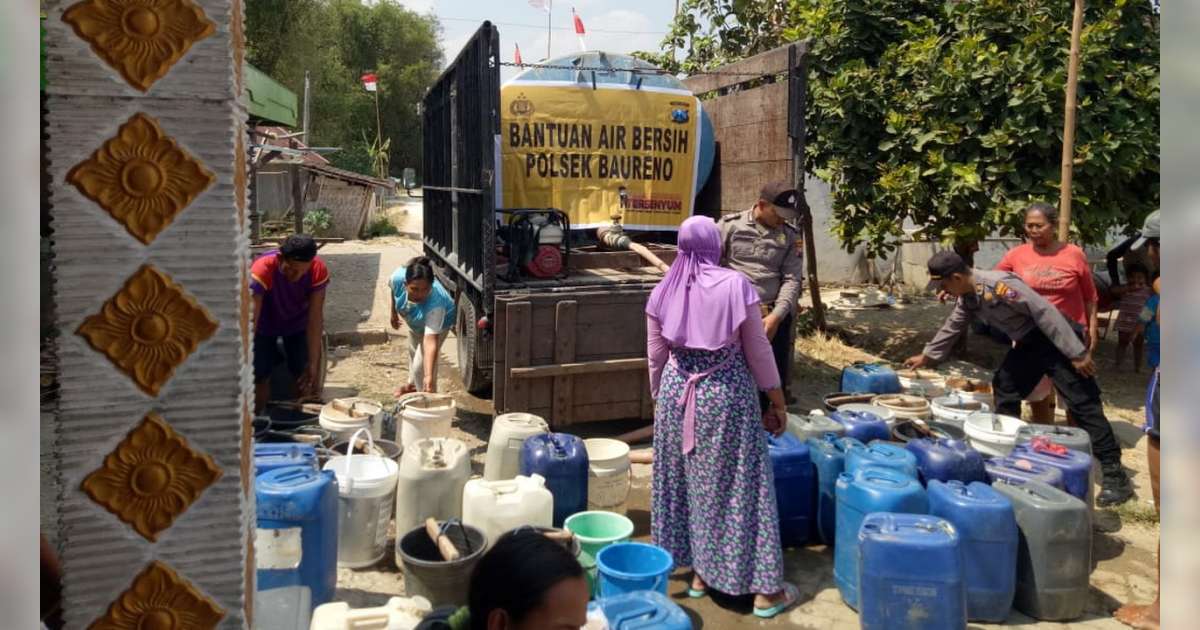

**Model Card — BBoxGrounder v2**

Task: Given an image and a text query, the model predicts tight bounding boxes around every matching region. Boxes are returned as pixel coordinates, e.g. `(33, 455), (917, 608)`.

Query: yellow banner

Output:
(500, 84), (700, 230)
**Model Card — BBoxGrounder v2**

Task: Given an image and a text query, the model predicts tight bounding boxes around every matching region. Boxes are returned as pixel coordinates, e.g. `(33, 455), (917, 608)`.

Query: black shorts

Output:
(253, 332), (308, 383)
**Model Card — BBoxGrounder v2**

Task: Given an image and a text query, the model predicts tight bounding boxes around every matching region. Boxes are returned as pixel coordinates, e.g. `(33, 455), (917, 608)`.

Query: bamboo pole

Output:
(1058, 0), (1086, 242)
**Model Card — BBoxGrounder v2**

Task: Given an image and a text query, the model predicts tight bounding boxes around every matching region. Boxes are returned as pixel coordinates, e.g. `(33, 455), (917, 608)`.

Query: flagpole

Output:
(373, 80), (383, 179)
(547, 0), (552, 60)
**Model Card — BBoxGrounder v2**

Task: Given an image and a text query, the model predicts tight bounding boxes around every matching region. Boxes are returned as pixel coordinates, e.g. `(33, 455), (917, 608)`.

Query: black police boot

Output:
(1097, 462), (1134, 507)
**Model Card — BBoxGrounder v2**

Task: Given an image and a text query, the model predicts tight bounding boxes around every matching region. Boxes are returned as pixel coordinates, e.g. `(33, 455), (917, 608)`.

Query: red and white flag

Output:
(514, 43), (524, 66)
(360, 72), (377, 92)
(528, 0), (550, 12)
(572, 8), (587, 51)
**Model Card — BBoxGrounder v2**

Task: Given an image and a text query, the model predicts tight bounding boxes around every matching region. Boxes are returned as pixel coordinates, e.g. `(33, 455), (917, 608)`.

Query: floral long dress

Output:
(650, 344), (784, 596)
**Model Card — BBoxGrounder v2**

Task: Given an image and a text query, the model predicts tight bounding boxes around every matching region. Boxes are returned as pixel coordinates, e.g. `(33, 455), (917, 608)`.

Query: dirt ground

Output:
(321, 236), (1158, 629)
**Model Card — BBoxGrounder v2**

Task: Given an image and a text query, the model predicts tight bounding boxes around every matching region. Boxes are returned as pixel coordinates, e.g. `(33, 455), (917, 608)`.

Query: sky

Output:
(395, 0), (683, 82)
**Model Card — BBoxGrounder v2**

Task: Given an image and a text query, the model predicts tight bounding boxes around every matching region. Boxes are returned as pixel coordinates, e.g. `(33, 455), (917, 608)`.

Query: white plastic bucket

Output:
(310, 596), (433, 630)
(584, 438), (631, 511)
(896, 369), (947, 398)
(396, 393), (456, 448)
(931, 395), (991, 424)
(869, 394), (932, 420)
(323, 428), (399, 568)
(945, 377), (995, 408)
(835, 402), (897, 427)
(320, 397), (383, 443)
(483, 413), (550, 481)
(963, 412), (1028, 457)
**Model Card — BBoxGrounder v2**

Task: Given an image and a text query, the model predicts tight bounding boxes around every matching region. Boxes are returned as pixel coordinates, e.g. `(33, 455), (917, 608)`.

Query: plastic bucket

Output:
(397, 393), (456, 447)
(564, 511), (634, 596)
(320, 398), (384, 444)
(931, 395), (991, 424)
(964, 412), (1028, 458)
(397, 521), (487, 608)
(596, 542), (674, 598)
(323, 429), (399, 568)
(584, 438), (631, 511)
(331, 438), (403, 462)
(870, 394), (932, 420)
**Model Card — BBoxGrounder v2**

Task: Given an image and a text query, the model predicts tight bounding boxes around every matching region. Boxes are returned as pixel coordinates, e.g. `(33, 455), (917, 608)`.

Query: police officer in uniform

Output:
(719, 181), (805, 404)
(905, 251), (1133, 506)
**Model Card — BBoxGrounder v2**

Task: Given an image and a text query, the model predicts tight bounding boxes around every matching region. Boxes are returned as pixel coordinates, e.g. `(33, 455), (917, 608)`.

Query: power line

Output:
(500, 61), (778, 78)
(436, 16), (667, 36)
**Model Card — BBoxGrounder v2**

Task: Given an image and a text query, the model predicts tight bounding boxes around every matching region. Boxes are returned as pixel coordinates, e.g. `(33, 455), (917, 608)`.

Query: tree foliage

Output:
(244, 0), (442, 178)
(639, 0), (1159, 255)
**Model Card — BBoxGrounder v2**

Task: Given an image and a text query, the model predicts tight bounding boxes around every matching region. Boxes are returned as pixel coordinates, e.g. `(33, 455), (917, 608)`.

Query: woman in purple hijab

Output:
(645, 215), (798, 617)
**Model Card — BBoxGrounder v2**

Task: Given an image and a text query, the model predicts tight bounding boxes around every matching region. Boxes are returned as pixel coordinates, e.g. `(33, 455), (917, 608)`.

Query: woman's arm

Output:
(646, 315), (668, 398)
(739, 310), (781, 391)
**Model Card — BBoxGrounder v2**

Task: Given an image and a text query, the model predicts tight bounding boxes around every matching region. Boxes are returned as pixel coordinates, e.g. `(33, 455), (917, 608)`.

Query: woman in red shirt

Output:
(995, 202), (1098, 423)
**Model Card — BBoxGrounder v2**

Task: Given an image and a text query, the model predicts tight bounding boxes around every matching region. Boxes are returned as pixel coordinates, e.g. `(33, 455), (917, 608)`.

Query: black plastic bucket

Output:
(398, 522), (488, 607)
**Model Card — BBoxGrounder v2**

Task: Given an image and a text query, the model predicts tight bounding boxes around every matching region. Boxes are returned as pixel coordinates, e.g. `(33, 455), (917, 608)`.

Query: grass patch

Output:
(366, 215), (400, 239)
(1106, 500), (1160, 526)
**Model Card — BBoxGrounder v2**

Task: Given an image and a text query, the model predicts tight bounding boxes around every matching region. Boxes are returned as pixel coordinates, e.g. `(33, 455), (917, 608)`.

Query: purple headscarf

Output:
(645, 216), (759, 350)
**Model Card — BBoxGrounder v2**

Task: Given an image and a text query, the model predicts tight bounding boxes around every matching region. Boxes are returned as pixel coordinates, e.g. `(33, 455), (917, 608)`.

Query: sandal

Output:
(686, 572), (707, 598)
(753, 582), (800, 619)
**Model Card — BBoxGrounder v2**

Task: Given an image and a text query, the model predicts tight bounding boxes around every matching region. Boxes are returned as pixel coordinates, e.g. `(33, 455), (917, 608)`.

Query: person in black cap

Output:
(718, 181), (806, 405)
(904, 251), (1133, 506)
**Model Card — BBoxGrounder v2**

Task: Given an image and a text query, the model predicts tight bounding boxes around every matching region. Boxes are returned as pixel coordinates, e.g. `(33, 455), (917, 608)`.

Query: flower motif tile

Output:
(67, 113), (215, 245)
(62, 0), (216, 92)
(88, 560), (225, 629)
(82, 413), (222, 542)
(77, 265), (218, 397)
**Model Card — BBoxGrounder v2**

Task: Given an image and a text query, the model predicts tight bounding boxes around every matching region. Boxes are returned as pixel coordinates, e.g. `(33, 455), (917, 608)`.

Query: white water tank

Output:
(462, 474), (554, 548)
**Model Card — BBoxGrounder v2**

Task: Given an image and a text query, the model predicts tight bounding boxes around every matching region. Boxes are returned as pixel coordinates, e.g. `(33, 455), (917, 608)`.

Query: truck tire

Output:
(456, 293), (493, 397)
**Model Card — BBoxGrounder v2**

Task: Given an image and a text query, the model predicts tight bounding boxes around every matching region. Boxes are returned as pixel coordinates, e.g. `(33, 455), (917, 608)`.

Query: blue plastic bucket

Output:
(596, 542), (674, 597)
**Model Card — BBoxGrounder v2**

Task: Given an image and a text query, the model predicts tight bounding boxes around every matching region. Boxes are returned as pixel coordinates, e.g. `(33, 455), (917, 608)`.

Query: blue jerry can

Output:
(840, 362), (902, 394)
(858, 513), (967, 630)
(254, 442), (317, 476)
(255, 465), (338, 624)
(590, 589), (692, 629)
(766, 432), (816, 547)
(906, 438), (987, 485)
(1009, 443), (1093, 506)
(846, 440), (919, 480)
(985, 456), (1066, 491)
(521, 433), (589, 527)
(829, 410), (891, 443)
(928, 480), (1017, 622)
(835, 466), (928, 609)
(806, 433), (859, 545)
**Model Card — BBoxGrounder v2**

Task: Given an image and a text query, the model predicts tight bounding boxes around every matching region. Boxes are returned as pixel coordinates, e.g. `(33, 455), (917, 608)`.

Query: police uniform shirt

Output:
(923, 269), (1088, 362)
(718, 208), (805, 319)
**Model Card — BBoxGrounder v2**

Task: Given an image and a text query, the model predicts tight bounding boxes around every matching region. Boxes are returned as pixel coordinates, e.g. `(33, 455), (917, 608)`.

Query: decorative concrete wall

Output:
(44, 0), (253, 627)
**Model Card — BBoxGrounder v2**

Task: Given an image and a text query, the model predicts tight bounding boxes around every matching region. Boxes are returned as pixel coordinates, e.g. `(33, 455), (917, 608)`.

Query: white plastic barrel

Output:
(323, 429), (399, 568)
(319, 397), (383, 443)
(396, 393), (456, 448)
(964, 412), (1028, 457)
(584, 438), (631, 512)
(394, 437), (471, 545)
(462, 474), (554, 547)
(483, 413), (550, 481)
(309, 595), (433, 630)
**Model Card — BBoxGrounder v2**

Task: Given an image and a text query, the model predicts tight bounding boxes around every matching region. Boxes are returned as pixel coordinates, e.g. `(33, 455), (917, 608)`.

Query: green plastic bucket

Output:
(563, 510), (634, 596)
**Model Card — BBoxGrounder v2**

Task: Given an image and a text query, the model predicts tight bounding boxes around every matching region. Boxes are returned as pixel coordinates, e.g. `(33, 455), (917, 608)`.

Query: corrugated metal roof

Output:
(302, 163), (394, 189)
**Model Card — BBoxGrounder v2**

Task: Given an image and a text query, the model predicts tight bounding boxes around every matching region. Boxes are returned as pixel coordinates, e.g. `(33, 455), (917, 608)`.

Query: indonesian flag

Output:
(514, 43), (523, 66)
(528, 0), (550, 12)
(361, 72), (377, 92)
(572, 8), (586, 51)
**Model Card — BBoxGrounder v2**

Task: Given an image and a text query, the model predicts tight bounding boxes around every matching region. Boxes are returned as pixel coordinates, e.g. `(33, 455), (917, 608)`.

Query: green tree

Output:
(244, 0), (441, 178)
(640, 0), (1159, 256)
